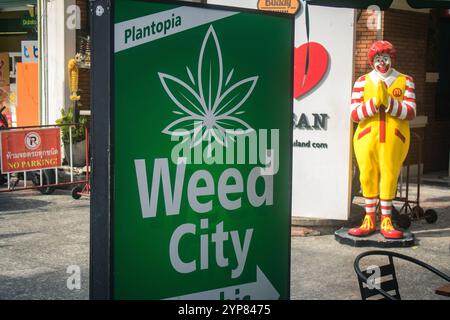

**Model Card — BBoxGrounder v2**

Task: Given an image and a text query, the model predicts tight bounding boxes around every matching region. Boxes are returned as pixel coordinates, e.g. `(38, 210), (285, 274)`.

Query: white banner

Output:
(292, 4), (355, 220)
(206, 0), (355, 220)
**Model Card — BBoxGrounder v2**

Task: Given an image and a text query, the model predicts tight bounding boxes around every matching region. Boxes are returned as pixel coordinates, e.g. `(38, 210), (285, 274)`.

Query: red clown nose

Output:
(368, 40), (397, 67)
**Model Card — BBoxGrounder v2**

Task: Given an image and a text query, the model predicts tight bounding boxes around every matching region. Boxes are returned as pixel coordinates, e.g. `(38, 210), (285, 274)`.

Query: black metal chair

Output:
(354, 250), (450, 300)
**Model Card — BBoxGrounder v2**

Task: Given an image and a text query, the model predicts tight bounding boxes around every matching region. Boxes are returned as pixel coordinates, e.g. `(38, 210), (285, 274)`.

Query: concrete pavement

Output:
(0, 183), (449, 300)
(0, 189), (89, 299)
(291, 183), (450, 300)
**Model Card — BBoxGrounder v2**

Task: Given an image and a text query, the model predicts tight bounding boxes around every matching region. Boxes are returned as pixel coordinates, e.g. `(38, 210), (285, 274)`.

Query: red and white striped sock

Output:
(364, 198), (377, 214)
(380, 200), (392, 215)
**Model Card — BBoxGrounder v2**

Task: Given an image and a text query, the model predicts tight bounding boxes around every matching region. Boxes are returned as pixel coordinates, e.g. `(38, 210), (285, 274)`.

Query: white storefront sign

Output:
(38, 0), (76, 125)
(206, 0), (356, 220)
(292, 4), (355, 220)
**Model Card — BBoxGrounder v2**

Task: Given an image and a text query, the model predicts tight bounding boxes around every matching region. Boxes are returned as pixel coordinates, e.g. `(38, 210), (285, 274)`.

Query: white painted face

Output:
(373, 53), (392, 75)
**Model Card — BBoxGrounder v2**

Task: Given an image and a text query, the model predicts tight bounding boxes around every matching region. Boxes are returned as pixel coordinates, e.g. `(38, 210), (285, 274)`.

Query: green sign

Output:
(114, 0), (293, 300)
(22, 17), (37, 28)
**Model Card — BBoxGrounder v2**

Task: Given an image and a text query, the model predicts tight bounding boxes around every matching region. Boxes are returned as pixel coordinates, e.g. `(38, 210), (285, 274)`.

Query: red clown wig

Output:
(368, 40), (397, 67)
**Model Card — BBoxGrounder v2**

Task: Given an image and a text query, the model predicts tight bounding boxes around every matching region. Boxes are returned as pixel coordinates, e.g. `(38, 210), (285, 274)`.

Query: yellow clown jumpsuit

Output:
(352, 71), (416, 200)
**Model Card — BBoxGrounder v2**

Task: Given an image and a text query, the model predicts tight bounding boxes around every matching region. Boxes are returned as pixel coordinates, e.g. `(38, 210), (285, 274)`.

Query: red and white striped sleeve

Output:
(387, 76), (416, 120)
(351, 75), (377, 123)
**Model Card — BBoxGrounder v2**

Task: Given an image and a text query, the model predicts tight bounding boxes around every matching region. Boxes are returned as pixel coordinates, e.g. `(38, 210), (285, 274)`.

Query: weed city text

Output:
(134, 129), (279, 279)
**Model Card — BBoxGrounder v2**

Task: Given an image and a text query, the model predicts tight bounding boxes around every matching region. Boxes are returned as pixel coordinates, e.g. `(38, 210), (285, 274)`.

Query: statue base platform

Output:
(334, 227), (415, 248)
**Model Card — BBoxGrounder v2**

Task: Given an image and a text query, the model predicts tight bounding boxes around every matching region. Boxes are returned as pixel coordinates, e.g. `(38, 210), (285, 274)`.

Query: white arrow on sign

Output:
(165, 266), (280, 300)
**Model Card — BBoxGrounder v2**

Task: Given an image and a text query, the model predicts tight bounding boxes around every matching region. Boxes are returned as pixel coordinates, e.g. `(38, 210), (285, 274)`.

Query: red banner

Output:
(1, 128), (62, 173)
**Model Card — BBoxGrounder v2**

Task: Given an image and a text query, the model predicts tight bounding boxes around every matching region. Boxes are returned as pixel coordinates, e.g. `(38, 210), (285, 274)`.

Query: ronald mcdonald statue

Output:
(349, 40), (416, 239)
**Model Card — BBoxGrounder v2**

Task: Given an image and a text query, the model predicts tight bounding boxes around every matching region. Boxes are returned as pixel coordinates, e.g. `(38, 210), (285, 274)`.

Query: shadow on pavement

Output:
(0, 270), (88, 300)
(423, 196), (450, 203)
(412, 229), (450, 238)
(0, 232), (37, 240)
(0, 196), (50, 213)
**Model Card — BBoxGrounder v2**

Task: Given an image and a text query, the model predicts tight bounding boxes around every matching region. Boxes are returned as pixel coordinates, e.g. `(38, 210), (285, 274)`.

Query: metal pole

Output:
(406, 162), (410, 211)
(417, 134), (422, 206)
(69, 125), (73, 182)
(376, 8), (382, 40)
(89, 0), (112, 300)
(85, 127), (90, 185)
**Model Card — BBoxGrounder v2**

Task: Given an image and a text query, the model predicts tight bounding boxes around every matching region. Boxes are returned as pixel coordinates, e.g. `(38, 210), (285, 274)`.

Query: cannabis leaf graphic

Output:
(158, 25), (258, 147)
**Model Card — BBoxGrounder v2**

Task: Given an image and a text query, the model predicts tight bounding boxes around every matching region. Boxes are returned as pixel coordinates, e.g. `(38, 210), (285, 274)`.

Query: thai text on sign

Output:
(1, 128), (62, 173)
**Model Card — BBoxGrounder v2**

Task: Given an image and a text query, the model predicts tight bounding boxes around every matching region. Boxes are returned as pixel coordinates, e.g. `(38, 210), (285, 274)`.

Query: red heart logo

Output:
(294, 42), (329, 99)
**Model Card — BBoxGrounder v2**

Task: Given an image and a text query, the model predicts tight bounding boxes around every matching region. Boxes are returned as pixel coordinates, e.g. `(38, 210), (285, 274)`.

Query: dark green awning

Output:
(0, 18), (27, 33)
(408, 0), (450, 8)
(306, 0), (450, 9)
(0, 0), (37, 11)
(307, 0), (393, 10)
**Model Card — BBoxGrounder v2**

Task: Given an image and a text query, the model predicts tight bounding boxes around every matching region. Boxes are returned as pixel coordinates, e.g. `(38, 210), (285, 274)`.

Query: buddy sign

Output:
(112, 1), (293, 299)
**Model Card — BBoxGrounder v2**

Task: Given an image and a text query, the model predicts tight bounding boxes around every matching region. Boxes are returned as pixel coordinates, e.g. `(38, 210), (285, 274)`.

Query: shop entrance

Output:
(0, 1), (38, 128)
(435, 11), (450, 121)
(423, 9), (450, 179)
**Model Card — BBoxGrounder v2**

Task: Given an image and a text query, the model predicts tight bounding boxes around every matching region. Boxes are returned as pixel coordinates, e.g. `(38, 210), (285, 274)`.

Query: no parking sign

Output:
(0, 128), (61, 173)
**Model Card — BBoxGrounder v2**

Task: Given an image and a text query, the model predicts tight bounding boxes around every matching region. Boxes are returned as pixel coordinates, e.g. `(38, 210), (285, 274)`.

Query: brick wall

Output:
(383, 9), (428, 116)
(383, 9), (429, 167)
(354, 8), (450, 172)
(354, 10), (381, 81)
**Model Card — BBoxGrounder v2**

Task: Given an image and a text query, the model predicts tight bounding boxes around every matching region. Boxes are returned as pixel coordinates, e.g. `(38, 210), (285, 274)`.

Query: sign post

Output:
(90, 0), (293, 300)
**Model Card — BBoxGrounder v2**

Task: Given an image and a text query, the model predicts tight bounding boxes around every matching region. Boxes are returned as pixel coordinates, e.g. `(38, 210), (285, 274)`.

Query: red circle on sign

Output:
(24, 132), (41, 150)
